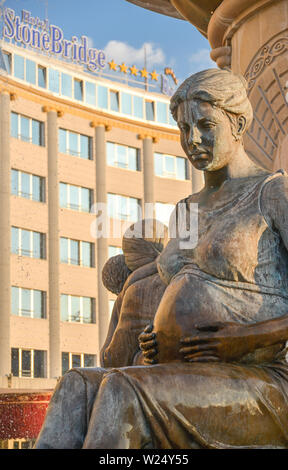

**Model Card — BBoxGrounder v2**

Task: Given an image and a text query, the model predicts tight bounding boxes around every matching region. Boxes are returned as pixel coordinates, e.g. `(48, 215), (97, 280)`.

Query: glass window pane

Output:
(60, 237), (68, 263)
(133, 95), (143, 119)
(119, 195), (128, 219)
(70, 185), (79, 210)
(3, 52), (11, 74)
(60, 183), (67, 208)
(11, 287), (19, 315)
(11, 227), (18, 254)
(116, 145), (127, 169)
(70, 240), (79, 265)
(69, 132), (78, 156)
(11, 112), (18, 138)
(33, 290), (43, 319)
(62, 352), (69, 375)
(11, 170), (19, 195)
(21, 172), (30, 198)
(121, 92), (132, 115)
(38, 66), (46, 88)
(11, 348), (19, 377)
(106, 142), (115, 166)
(165, 155), (175, 175)
(22, 350), (31, 377)
(85, 81), (96, 106)
(34, 350), (45, 378)
(49, 68), (60, 93)
(81, 187), (90, 212)
(20, 116), (30, 142)
(81, 242), (91, 267)
(59, 129), (67, 154)
(80, 135), (89, 159)
(21, 289), (31, 316)
(108, 246), (123, 257)
(21, 229), (31, 256)
(157, 102), (168, 124)
(154, 153), (163, 177)
(82, 297), (92, 323)
(129, 197), (140, 222)
(107, 193), (115, 218)
(26, 59), (36, 84)
(169, 110), (176, 126)
(110, 91), (119, 112)
(32, 232), (41, 258)
(97, 85), (108, 109)
(74, 79), (83, 101)
(61, 295), (69, 321)
(128, 147), (137, 171)
(72, 354), (81, 368)
(145, 101), (154, 121)
(61, 73), (72, 97)
(71, 296), (80, 322)
(176, 157), (186, 180)
(32, 175), (41, 201)
(84, 354), (95, 367)
(32, 120), (41, 145)
(14, 55), (24, 80)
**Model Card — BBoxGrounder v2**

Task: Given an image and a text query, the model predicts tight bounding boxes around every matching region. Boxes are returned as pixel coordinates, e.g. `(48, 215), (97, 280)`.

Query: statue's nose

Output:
(187, 126), (201, 145)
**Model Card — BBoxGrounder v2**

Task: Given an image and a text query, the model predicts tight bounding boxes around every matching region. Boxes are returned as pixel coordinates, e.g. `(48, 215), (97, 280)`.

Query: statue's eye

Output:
(201, 121), (215, 129)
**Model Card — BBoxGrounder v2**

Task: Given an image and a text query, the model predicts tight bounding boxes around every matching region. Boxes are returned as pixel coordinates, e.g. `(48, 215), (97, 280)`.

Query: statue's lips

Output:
(190, 152), (210, 162)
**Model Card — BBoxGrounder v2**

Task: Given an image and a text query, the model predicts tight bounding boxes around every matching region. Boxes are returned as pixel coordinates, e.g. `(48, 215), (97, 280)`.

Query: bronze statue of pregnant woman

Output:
(35, 68), (288, 449)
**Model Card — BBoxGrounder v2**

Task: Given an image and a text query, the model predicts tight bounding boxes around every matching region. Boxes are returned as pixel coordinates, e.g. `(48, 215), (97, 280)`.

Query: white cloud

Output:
(189, 48), (215, 74)
(103, 40), (165, 68)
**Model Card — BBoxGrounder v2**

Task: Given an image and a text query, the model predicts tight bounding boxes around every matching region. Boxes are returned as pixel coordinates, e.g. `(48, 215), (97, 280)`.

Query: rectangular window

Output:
(106, 142), (139, 171)
(58, 128), (92, 159)
(14, 54), (24, 80)
(11, 169), (45, 202)
(110, 90), (119, 112)
(97, 85), (108, 109)
(60, 237), (94, 267)
(85, 81), (96, 106)
(11, 348), (46, 378)
(26, 59), (36, 85)
(133, 95), (144, 119)
(11, 227), (45, 259)
(62, 352), (96, 375)
(155, 202), (175, 227)
(154, 153), (188, 180)
(49, 68), (60, 93)
(145, 100), (154, 121)
(169, 110), (176, 126)
(74, 79), (83, 101)
(121, 92), (132, 115)
(60, 294), (95, 324)
(11, 112), (44, 146)
(38, 65), (46, 88)
(59, 182), (92, 212)
(2, 51), (11, 74)
(156, 102), (168, 124)
(108, 246), (123, 258)
(61, 73), (72, 97)
(11, 287), (46, 319)
(107, 193), (141, 222)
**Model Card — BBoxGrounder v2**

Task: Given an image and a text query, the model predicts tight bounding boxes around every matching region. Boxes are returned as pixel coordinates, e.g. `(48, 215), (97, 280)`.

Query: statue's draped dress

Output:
(36, 171), (288, 449)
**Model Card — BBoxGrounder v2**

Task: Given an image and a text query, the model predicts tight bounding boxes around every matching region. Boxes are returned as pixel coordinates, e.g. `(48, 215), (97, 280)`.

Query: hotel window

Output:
(60, 182), (92, 212)
(38, 65), (46, 88)
(11, 348), (46, 378)
(169, 110), (176, 126)
(155, 202), (176, 227)
(133, 95), (144, 119)
(107, 142), (139, 171)
(26, 59), (36, 85)
(60, 294), (95, 324)
(11, 227), (45, 259)
(49, 68), (60, 93)
(108, 246), (123, 258)
(85, 81), (96, 106)
(110, 90), (119, 112)
(14, 54), (24, 80)
(60, 237), (94, 267)
(62, 352), (96, 375)
(107, 193), (141, 222)
(61, 73), (72, 98)
(154, 153), (188, 180)
(11, 112), (44, 146)
(2, 50), (11, 74)
(11, 169), (45, 202)
(145, 100), (155, 121)
(121, 92), (132, 115)
(156, 102), (168, 124)
(59, 129), (92, 159)
(11, 287), (46, 319)
(97, 85), (108, 109)
(74, 78), (83, 101)
(109, 300), (115, 317)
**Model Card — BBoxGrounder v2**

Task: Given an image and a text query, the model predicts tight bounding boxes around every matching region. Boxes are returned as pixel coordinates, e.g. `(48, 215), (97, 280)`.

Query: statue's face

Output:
(177, 99), (238, 171)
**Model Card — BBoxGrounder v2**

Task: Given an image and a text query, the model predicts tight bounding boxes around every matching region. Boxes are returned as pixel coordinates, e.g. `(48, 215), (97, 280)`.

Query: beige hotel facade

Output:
(0, 39), (204, 391)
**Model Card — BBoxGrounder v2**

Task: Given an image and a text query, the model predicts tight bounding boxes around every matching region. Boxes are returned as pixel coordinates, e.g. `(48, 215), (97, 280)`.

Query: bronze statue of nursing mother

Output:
(35, 69), (288, 449)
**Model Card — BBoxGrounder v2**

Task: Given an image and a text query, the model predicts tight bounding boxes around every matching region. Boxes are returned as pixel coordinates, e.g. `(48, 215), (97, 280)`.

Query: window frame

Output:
(11, 348), (46, 378)
(60, 237), (94, 267)
(60, 294), (95, 324)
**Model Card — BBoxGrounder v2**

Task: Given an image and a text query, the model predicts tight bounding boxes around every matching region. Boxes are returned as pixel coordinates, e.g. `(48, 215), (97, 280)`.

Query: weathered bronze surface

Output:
(35, 69), (288, 449)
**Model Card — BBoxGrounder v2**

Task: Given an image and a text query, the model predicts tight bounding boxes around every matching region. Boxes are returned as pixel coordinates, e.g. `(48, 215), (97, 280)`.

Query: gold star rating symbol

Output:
(130, 65), (138, 76)
(150, 70), (159, 81)
(119, 63), (128, 74)
(140, 67), (148, 79)
(108, 60), (117, 71)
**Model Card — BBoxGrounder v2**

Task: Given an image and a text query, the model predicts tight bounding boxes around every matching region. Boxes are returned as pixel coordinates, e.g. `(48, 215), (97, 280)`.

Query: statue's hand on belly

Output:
(138, 323), (158, 365)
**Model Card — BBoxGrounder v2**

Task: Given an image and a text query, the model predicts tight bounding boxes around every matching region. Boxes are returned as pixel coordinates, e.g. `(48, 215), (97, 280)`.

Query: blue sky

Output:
(3, 0), (215, 85)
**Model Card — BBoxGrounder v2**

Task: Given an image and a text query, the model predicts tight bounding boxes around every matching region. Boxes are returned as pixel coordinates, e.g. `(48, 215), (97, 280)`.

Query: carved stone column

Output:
(0, 91), (11, 376)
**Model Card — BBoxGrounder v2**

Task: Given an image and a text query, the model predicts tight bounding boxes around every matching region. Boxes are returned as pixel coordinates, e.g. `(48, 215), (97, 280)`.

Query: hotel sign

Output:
(3, 8), (106, 72)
